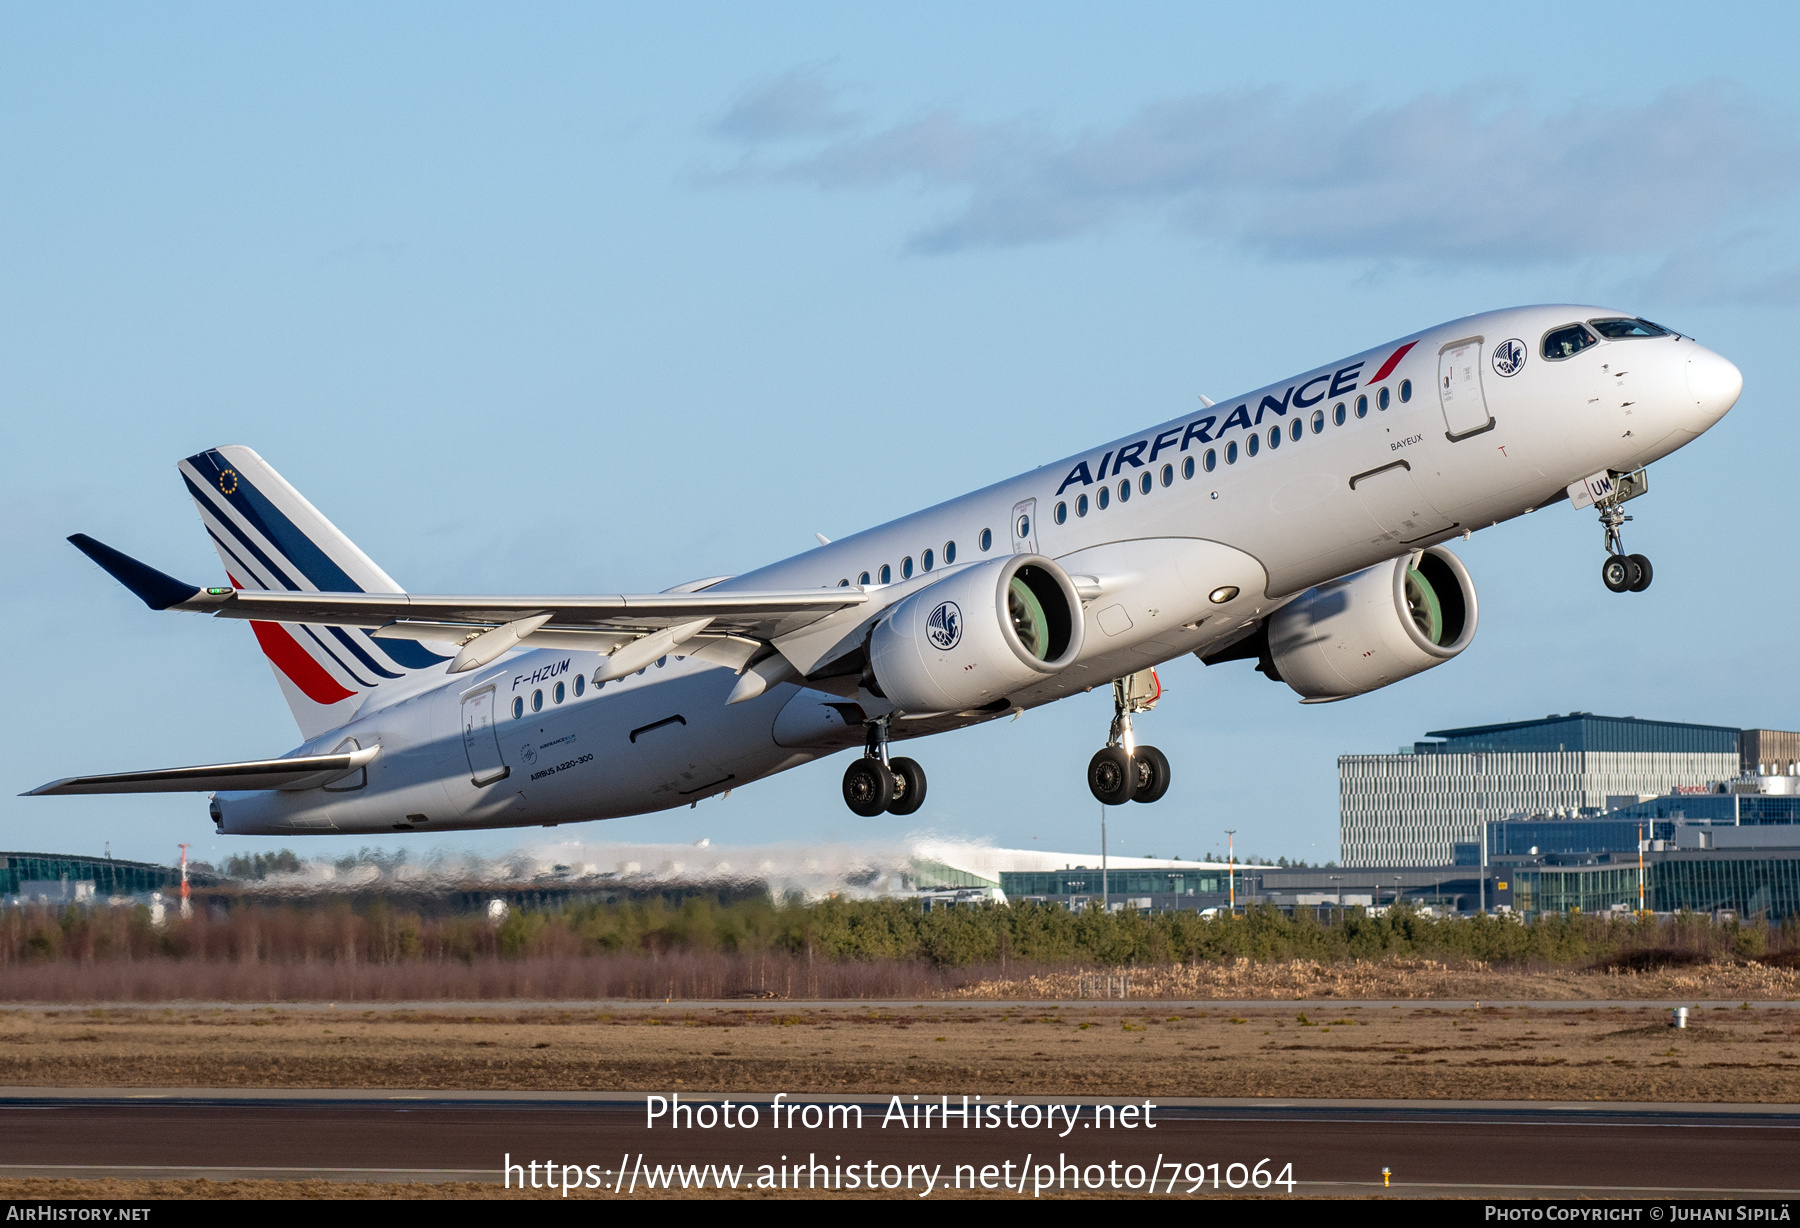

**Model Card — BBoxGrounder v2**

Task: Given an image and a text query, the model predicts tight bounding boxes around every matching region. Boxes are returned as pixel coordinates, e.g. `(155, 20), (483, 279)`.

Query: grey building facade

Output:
(1340, 714), (1742, 867)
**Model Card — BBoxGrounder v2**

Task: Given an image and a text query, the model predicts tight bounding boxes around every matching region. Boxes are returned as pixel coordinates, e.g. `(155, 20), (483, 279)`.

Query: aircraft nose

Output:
(1686, 347), (1743, 423)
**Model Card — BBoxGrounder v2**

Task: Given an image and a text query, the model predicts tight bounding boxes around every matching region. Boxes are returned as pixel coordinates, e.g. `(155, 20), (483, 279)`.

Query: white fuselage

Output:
(214, 305), (1739, 836)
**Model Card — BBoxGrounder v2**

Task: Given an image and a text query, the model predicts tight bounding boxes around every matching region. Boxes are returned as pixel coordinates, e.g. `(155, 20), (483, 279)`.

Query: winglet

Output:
(68, 534), (203, 610)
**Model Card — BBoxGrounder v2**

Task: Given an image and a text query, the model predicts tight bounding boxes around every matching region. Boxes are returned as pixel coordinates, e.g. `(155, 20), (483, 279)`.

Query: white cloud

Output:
(716, 77), (1800, 294)
(713, 67), (861, 143)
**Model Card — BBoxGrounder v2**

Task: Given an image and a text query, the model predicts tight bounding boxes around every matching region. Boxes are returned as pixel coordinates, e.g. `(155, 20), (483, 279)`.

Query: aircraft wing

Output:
(25, 746), (379, 796)
(67, 533), (868, 673)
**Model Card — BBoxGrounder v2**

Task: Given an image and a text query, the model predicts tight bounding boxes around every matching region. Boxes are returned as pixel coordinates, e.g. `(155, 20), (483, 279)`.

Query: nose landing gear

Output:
(1572, 468), (1653, 594)
(842, 716), (928, 817)
(1086, 670), (1171, 805)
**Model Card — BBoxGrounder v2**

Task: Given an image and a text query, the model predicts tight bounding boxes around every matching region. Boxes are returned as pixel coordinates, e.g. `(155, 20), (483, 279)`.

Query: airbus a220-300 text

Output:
(30, 307), (1742, 834)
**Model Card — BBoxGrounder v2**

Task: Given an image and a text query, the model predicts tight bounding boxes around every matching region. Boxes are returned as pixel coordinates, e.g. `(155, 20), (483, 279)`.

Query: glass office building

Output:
(1341, 713), (1742, 867)
(1512, 851), (1800, 919)
(1, 851), (195, 900)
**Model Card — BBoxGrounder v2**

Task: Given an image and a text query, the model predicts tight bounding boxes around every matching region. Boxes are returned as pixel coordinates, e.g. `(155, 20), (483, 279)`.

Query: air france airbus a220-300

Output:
(31, 306), (1742, 836)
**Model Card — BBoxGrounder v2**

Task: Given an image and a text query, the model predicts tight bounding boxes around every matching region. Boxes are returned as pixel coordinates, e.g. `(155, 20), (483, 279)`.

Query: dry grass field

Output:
(4, 998), (1799, 1102)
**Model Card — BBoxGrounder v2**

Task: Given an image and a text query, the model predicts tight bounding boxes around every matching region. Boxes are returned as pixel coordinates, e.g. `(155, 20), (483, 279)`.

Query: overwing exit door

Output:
(1438, 338), (1494, 440)
(460, 687), (510, 786)
(1010, 498), (1038, 553)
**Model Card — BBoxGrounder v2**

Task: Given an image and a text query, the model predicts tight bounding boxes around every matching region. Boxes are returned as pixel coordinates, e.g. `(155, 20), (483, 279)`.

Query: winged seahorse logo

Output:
(926, 600), (962, 651)
(1491, 338), (1527, 378)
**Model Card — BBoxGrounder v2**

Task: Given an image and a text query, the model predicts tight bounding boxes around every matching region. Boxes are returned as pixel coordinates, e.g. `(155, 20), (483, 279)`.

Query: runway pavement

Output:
(6, 998), (1800, 1012)
(3, 1090), (1797, 1197)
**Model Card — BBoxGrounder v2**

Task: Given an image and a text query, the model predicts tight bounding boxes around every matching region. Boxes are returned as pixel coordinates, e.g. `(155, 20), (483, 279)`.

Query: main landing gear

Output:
(1087, 670), (1171, 806)
(842, 716), (928, 818)
(1588, 469), (1654, 594)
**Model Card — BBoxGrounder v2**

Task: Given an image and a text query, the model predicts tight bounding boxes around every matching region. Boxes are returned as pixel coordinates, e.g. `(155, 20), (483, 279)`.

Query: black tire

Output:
(1130, 745), (1172, 804)
(1627, 553), (1653, 592)
(1088, 746), (1134, 805)
(1601, 554), (1633, 593)
(886, 756), (928, 816)
(842, 758), (894, 817)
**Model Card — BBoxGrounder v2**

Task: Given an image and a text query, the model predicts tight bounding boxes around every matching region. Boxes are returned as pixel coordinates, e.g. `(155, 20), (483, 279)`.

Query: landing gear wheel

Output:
(1088, 746), (1135, 806)
(1601, 554), (1633, 593)
(886, 756), (928, 816)
(1130, 745), (1171, 804)
(842, 758), (895, 817)
(1627, 553), (1653, 592)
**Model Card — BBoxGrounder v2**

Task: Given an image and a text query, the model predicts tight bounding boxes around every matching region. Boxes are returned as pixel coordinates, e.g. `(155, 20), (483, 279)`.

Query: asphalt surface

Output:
(3, 1091), (1797, 1197)
(5, 999), (1800, 1013)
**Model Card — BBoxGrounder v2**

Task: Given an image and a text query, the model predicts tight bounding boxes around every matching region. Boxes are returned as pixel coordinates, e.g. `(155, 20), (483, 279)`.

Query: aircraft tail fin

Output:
(178, 446), (451, 738)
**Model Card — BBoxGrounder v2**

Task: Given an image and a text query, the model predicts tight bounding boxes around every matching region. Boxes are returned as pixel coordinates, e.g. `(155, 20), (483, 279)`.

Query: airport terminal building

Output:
(1340, 713), (1742, 866)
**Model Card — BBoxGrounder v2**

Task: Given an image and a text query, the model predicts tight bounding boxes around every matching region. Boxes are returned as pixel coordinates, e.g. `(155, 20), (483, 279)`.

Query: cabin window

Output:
(923, 548), (935, 572)
(1076, 493), (1089, 516)
(1311, 409), (1325, 434)
(1333, 402), (1346, 426)
(1355, 394), (1368, 418)
(1290, 418), (1302, 442)
(1399, 379), (1413, 403)
(902, 556), (914, 579)
(1160, 463), (1174, 487)
(1097, 485), (1111, 509)
(1118, 479), (1131, 503)
(1378, 386), (1391, 410)
(1139, 471), (1153, 495)
(573, 675), (585, 698)
(1225, 441), (1238, 465)
(1184, 455), (1197, 479)
(1589, 317), (1669, 339)
(553, 681), (565, 704)
(944, 541), (956, 564)
(511, 696), (524, 719)
(838, 578), (849, 586)
(1542, 323), (1598, 359)
(1246, 433), (1260, 457)
(858, 571), (870, 586)
(1054, 502), (1067, 525)
(531, 689), (543, 713)
(879, 564), (891, 584)
(979, 528), (993, 552)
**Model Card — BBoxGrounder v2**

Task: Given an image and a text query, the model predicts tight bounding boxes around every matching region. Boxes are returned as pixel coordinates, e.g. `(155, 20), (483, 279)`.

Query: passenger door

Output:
(1437, 338), (1494, 440)
(459, 687), (510, 786)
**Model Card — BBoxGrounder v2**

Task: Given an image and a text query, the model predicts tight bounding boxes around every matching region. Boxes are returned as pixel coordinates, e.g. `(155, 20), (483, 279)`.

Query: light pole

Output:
(1100, 804), (1109, 910)
(1479, 820), (1488, 914)
(1225, 830), (1237, 912)
(1328, 874), (1342, 918)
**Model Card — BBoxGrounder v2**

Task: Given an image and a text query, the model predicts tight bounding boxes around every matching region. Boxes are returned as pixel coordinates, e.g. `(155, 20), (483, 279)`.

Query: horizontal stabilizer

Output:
(68, 534), (204, 610)
(25, 746), (379, 796)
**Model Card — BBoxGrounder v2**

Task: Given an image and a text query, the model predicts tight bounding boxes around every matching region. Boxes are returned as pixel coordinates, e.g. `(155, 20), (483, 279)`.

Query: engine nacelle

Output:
(868, 554), (1084, 714)
(1267, 546), (1478, 702)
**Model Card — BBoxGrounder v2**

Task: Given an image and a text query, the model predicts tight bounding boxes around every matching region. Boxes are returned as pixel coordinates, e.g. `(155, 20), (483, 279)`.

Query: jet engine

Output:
(1265, 546), (1478, 702)
(867, 553), (1085, 714)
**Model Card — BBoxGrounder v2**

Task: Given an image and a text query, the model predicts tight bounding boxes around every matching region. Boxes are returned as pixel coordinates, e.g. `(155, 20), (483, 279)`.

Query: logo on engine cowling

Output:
(926, 601), (963, 651)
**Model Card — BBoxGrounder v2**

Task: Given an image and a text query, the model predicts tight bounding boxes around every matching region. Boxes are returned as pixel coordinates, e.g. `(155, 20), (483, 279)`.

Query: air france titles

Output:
(1053, 343), (1418, 498)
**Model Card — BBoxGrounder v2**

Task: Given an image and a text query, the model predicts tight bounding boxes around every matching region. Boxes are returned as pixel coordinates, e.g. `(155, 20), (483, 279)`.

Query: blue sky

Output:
(5, 2), (1798, 869)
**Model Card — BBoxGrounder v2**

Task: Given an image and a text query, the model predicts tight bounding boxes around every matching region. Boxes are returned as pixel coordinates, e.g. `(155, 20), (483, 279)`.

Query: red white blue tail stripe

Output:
(180, 446), (449, 733)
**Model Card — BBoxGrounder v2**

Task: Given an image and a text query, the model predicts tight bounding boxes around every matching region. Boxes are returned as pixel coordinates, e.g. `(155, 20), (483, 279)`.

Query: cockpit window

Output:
(1589, 317), (1671, 339)
(1542, 323), (1598, 360)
